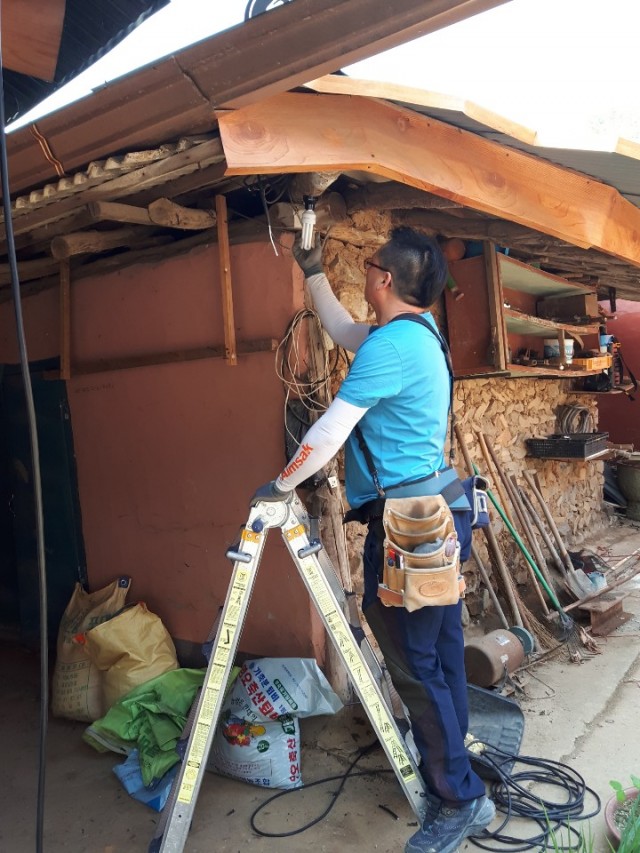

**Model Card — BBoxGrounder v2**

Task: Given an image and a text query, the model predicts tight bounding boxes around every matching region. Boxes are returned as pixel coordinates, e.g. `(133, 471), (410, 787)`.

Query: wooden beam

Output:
(128, 162), (230, 206)
(68, 339), (277, 377)
(50, 227), (157, 260)
(87, 201), (153, 226)
(59, 260), (71, 381)
(0, 219), (275, 303)
(218, 92), (640, 268)
(0, 208), (93, 256)
(345, 182), (463, 214)
(215, 195), (237, 366)
(8, 138), (225, 237)
(0, 256), (59, 285)
(148, 198), (216, 230)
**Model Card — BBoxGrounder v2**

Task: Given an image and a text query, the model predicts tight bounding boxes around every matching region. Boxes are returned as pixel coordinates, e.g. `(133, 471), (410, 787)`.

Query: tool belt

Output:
(343, 466), (468, 526)
(377, 495), (463, 611)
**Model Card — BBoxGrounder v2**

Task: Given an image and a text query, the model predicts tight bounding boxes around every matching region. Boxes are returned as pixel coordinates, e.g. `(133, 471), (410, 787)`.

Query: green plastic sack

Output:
(84, 668), (205, 786)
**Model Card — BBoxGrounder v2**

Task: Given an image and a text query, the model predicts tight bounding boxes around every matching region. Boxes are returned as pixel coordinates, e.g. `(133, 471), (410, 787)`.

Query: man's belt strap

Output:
(343, 466), (468, 524)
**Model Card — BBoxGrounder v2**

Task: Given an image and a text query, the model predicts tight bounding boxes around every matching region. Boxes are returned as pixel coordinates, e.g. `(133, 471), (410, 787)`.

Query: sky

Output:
(8, 0), (640, 147)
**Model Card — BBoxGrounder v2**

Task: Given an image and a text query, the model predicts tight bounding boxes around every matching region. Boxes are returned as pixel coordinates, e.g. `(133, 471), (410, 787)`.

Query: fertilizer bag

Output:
(82, 601), (178, 712)
(206, 658), (342, 790)
(51, 576), (131, 721)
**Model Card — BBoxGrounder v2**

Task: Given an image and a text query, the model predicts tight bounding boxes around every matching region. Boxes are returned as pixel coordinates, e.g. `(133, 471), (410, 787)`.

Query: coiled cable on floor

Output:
(249, 739), (601, 848)
(468, 740), (601, 852)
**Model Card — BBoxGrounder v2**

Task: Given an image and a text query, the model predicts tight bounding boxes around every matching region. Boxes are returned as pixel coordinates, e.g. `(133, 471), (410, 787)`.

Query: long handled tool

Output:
(454, 425), (523, 629)
(517, 484), (565, 580)
(470, 543), (510, 630)
(522, 470), (592, 598)
(477, 433), (550, 616)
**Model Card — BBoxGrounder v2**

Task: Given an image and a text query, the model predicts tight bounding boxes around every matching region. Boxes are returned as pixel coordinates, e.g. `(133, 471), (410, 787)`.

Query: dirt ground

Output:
(2, 516), (639, 853)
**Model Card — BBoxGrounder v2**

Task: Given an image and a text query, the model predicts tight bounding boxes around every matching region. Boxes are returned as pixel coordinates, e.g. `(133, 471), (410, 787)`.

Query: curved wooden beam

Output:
(218, 92), (640, 268)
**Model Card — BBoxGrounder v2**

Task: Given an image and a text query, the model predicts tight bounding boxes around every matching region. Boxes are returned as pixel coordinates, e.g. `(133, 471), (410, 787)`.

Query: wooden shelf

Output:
(446, 245), (602, 379)
(507, 363), (605, 378)
(498, 254), (594, 296)
(504, 308), (599, 338)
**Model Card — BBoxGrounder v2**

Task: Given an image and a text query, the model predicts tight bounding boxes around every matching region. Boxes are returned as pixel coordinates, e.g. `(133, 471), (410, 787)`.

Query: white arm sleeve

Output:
(275, 397), (368, 491)
(305, 272), (370, 353)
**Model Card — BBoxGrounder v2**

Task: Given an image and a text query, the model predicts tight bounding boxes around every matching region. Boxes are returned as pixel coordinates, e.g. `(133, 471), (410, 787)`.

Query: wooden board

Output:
(1, 0), (65, 80)
(497, 254), (594, 296)
(446, 256), (497, 376)
(219, 92), (640, 267)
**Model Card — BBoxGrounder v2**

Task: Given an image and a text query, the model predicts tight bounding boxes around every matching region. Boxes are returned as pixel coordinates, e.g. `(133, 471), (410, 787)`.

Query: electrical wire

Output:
(556, 405), (595, 436)
(249, 739), (601, 848)
(0, 14), (49, 853)
(467, 741), (600, 852)
(250, 741), (389, 837)
(275, 308), (347, 448)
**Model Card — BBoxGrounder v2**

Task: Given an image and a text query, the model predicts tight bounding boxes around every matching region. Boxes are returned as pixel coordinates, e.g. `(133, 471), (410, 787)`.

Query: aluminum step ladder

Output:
(150, 492), (427, 853)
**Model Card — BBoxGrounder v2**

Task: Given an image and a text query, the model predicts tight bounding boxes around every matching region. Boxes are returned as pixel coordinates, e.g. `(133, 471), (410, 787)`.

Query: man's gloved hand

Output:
(292, 237), (324, 277)
(250, 480), (293, 507)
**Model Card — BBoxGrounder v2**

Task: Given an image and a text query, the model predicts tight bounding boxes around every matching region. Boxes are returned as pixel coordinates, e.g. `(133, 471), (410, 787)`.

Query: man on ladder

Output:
(252, 227), (495, 853)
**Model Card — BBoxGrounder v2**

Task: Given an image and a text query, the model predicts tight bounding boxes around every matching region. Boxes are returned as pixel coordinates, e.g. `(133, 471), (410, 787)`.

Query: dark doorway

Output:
(0, 363), (86, 647)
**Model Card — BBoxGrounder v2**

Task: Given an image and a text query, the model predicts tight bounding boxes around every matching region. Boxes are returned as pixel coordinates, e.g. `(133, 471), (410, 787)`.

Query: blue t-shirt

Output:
(336, 313), (449, 508)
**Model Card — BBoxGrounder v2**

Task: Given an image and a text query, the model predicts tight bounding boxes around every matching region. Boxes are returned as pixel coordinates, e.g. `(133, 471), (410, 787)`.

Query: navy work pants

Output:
(362, 520), (485, 805)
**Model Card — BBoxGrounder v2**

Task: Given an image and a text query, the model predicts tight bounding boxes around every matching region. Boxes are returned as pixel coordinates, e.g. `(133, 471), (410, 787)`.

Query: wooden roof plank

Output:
(304, 74), (538, 146)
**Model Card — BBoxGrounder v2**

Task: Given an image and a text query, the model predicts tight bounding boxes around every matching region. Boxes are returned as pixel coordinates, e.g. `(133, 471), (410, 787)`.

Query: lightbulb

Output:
(300, 208), (316, 250)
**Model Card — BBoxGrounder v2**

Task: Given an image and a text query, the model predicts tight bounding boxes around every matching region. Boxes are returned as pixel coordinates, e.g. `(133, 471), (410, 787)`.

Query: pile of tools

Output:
(454, 425), (640, 654)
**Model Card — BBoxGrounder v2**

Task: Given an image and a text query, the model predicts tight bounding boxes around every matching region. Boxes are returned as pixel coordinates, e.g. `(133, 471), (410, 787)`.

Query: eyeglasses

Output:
(364, 258), (391, 274)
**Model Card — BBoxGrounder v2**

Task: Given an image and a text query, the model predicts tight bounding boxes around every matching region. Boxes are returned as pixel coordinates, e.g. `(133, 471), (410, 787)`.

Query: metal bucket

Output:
(618, 461), (640, 522)
(464, 629), (526, 687)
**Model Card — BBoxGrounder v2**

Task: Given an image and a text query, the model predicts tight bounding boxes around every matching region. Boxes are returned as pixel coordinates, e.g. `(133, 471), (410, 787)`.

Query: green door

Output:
(1, 364), (86, 647)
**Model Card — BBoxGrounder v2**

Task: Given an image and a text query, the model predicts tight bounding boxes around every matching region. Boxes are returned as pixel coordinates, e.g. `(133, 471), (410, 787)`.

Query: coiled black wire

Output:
(249, 739), (601, 849)
(468, 740), (600, 852)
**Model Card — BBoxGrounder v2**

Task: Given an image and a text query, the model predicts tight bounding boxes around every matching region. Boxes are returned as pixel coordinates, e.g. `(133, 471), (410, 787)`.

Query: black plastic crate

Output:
(525, 432), (609, 459)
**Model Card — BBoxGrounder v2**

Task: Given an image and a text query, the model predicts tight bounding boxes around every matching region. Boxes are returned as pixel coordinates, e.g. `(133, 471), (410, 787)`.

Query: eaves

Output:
(4, 0), (512, 198)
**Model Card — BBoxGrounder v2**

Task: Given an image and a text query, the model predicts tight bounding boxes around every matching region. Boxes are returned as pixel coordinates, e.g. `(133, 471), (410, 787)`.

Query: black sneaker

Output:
(405, 795), (496, 853)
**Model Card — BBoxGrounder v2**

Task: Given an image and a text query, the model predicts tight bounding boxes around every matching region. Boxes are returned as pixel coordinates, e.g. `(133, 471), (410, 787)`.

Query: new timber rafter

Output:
(218, 92), (640, 270)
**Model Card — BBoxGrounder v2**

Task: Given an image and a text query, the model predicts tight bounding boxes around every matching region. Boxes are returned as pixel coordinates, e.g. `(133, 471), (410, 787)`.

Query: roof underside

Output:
(3, 0), (169, 123)
(2, 5), (640, 304)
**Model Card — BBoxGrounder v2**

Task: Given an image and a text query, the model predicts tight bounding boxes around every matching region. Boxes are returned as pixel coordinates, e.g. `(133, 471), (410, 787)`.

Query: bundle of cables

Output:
(249, 738), (600, 851)
(469, 739), (600, 852)
(556, 405), (595, 436)
(275, 306), (348, 488)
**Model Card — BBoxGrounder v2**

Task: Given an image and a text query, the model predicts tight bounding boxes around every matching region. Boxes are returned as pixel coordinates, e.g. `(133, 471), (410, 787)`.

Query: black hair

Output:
(377, 226), (448, 308)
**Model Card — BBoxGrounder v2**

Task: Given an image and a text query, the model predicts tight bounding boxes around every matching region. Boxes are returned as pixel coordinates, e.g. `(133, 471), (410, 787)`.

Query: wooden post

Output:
(302, 285), (353, 702)
(482, 241), (508, 370)
(558, 327), (567, 368)
(59, 259), (71, 380)
(215, 194), (237, 366)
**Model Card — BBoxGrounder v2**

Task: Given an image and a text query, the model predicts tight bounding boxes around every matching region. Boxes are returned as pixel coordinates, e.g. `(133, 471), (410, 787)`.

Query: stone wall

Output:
(320, 231), (608, 621)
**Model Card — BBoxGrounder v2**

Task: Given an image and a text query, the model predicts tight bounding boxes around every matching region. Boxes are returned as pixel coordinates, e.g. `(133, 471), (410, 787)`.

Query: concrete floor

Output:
(2, 516), (639, 853)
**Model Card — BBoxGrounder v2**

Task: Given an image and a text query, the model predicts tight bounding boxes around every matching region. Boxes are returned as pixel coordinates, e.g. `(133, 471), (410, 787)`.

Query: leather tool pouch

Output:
(378, 495), (463, 612)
